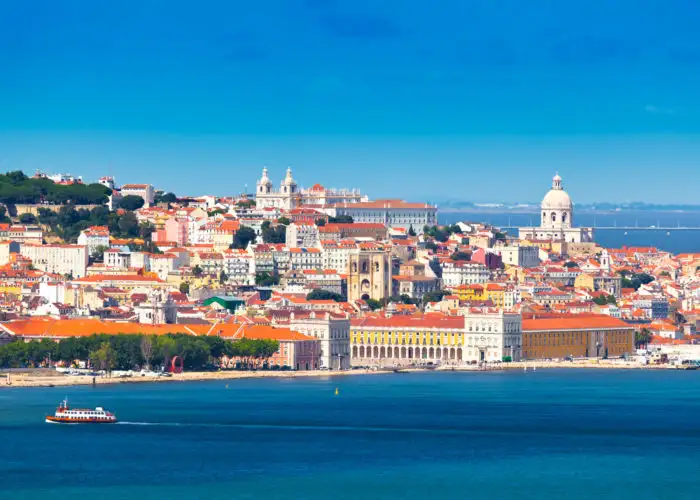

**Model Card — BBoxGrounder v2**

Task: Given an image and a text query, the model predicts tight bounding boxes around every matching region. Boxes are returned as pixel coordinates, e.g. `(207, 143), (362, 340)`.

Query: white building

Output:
(289, 311), (351, 370)
(77, 226), (110, 257)
(463, 310), (522, 363)
(289, 248), (323, 271)
(21, 244), (88, 278)
(519, 174), (594, 243)
(255, 167), (366, 210)
(286, 222), (320, 248)
(441, 260), (491, 287)
(334, 199), (437, 230)
(320, 240), (357, 273)
(120, 183), (155, 207)
(223, 249), (256, 285)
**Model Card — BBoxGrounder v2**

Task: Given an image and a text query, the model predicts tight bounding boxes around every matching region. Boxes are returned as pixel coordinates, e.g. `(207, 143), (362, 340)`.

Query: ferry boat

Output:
(45, 398), (117, 424)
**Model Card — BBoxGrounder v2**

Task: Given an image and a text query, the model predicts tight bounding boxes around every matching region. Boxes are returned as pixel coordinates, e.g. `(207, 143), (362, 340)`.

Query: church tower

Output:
(280, 167), (298, 210)
(257, 167), (273, 195)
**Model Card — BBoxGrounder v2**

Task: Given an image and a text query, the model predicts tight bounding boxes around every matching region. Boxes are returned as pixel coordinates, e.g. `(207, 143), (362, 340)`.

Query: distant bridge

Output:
(591, 226), (700, 231)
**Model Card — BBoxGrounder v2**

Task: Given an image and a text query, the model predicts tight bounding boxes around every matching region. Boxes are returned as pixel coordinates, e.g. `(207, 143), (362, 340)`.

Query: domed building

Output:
(519, 174), (594, 243)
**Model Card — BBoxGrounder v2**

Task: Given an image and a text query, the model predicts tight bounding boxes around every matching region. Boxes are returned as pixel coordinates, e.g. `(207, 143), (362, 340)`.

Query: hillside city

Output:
(0, 167), (698, 373)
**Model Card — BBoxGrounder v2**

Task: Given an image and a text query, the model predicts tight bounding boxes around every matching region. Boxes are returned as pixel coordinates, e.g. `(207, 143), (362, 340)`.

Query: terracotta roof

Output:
(352, 314), (464, 329)
(522, 314), (634, 331)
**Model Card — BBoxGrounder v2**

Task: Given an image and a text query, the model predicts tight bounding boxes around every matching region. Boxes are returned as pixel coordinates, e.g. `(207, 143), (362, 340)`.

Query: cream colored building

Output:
(519, 174), (594, 244)
(20, 243), (89, 278)
(347, 249), (391, 302)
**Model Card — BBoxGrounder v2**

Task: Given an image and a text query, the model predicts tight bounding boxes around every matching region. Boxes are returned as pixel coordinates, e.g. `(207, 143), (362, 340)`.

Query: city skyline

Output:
(2, 1), (699, 202)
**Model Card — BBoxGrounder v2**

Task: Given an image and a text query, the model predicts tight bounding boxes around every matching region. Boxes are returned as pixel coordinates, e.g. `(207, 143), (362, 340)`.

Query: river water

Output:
(1, 370), (700, 499)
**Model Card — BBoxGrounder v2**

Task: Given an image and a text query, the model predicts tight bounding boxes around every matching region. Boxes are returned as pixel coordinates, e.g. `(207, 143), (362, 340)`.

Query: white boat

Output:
(45, 398), (117, 424)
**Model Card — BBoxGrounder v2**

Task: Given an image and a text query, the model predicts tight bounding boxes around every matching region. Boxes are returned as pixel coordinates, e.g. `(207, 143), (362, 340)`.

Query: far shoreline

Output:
(2, 361), (695, 389)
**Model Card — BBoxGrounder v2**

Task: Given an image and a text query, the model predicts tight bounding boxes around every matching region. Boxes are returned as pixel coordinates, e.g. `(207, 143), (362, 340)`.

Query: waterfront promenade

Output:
(3, 359), (693, 388)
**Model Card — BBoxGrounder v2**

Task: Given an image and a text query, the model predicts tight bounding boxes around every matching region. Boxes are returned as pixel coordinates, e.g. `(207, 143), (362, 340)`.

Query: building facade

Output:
(288, 311), (351, 370)
(334, 200), (437, 230)
(519, 174), (594, 244)
(20, 244), (89, 278)
(347, 249), (391, 302)
(350, 311), (522, 367)
(521, 314), (635, 359)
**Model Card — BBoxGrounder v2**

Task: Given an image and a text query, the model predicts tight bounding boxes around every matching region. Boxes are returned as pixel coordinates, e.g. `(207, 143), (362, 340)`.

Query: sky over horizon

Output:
(1, 0), (699, 203)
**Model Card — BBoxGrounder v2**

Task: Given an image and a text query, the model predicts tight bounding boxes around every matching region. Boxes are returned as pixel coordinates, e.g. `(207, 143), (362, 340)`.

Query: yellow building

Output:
(451, 284), (486, 302)
(350, 311), (522, 365)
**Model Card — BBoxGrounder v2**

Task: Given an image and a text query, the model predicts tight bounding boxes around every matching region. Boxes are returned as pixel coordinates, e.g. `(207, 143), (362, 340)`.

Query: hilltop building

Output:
(255, 167), (366, 210)
(519, 174), (594, 244)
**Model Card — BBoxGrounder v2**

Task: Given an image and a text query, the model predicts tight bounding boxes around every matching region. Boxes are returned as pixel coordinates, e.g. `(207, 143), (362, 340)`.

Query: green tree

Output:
(365, 298), (383, 311)
(423, 290), (447, 303)
(408, 225), (416, 236)
(315, 218), (326, 227)
(635, 328), (653, 348)
(219, 270), (229, 284)
(255, 272), (280, 287)
(91, 244), (109, 263)
(277, 216), (291, 225)
(451, 251), (471, 261)
(18, 212), (37, 224)
(425, 241), (438, 251)
(119, 195), (145, 211)
(117, 211), (140, 238)
(192, 265), (203, 278)
(306, 289), (345, 302)
(90, 342), (117, 376)
(231, 226), (257, 249)
(179, 282), (190, 294)
(155, 192), (178, 204)
(328, 215), (353, 224)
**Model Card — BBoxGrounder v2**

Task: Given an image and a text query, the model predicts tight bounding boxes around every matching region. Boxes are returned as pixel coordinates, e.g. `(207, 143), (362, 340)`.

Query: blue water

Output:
(440, 211), (700, 253)
(1, 371), (700, 499)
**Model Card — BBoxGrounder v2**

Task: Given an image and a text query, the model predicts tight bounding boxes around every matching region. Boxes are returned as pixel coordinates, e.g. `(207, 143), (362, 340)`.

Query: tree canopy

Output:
(261, 221), (286, 244)
(0, 334), (281, 371)
(0, 171), (111, 205)
(119, 195), (145, 211)
(328, 215), (353, 224)
(231, 226), (257, 249)
(306, 289), (345, 302)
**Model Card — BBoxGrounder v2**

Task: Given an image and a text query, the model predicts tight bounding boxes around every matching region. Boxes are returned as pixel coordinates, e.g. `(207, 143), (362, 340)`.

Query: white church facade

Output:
(519, 174), (594, 243)
(255, 167), (367, 210)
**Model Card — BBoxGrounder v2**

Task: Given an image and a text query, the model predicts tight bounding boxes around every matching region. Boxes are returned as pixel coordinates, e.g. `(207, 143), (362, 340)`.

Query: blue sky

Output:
(1, 0), (699, 203)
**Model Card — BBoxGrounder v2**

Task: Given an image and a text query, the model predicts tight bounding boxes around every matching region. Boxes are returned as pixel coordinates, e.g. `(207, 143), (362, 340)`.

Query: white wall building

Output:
(289, 311), (351, 370)
(120, 183), (155, 207)
(77, 226), (110, 257)
(519, 174), (594, 243)
(334, 199), (437, 230)
(21, 244), (88, 278)
(441, 260), (491, 287)
(286, 223), (320, 249)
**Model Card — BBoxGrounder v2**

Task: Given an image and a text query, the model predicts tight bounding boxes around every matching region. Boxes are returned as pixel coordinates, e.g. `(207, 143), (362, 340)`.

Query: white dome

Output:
(541, 174), (572, 210)
(542, 189), (572, 210)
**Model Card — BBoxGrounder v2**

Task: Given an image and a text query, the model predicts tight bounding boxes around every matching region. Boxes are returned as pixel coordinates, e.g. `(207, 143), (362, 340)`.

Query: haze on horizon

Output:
(1, 1), (698, 204)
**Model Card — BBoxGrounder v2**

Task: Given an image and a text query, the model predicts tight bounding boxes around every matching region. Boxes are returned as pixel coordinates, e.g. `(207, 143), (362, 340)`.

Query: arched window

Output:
(374, 262), (379, 272)
(562, 212), (567, 223)
(361, 261), (368, 273)
(551, 212), (557, 222)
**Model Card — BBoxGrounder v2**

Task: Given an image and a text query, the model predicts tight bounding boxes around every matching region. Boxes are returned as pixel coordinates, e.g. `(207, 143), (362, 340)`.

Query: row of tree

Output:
(0, 171), (111, 205)
(0, 334), (280, 371)
(34, 205), (153, 243)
